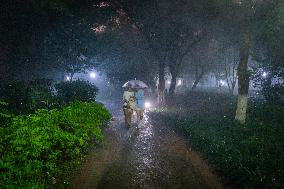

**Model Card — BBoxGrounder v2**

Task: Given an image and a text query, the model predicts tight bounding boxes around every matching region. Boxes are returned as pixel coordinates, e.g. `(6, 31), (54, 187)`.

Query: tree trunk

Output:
(169, 71), (177, 95)
(231, 80), (236, 94)
(158, 62), (165, 106)
(235, 22), (251, 124)
(191, 77), (201, 90)
(191, 67), (204, 90)
(235, 94), (248, 123)
(70, 72), (75, 81)
(262, 73), (273, 102)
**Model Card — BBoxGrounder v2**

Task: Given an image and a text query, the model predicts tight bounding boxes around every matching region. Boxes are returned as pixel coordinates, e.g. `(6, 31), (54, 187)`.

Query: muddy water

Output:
(72, 101), (226, 189)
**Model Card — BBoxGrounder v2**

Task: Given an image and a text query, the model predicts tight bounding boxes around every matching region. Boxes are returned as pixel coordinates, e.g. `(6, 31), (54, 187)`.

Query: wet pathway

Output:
(72, 101), (227, 189)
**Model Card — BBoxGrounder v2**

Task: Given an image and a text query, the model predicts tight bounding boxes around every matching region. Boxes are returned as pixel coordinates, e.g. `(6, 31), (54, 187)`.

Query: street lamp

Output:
(262, 72), (267, 78)
(177, 79), (182, 86)
(220, 80), (226, 86)
(90, 72), (96, 79)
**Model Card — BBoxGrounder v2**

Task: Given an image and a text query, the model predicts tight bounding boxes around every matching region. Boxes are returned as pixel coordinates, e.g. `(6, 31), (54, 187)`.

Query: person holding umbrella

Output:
(122, 79), (148, 127)
(123, 87), (136, 127)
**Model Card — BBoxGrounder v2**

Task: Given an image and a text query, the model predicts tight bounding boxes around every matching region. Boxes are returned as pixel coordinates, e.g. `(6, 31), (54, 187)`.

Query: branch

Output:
(180, 32), (206, 61)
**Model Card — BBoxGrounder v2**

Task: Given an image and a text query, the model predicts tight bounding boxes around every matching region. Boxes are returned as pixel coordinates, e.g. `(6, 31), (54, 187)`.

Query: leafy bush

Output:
(0, 79), (100, 114)
(0, 81), (28, 114)
(263, 83), (284, 105)
(55, 80), (98, 105)
(0, 79), (57, 114)
(0, 101), (12, 126)
(151, 91), (284, 189)
(151, 108), (284, 189)
(248, 102), (284, 125)
(26, 78), (57, 112)
(0, 101), (111, 188)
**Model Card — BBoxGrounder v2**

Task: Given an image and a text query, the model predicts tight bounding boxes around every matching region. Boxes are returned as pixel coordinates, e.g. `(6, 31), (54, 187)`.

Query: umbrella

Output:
(122, 79), (148, 89)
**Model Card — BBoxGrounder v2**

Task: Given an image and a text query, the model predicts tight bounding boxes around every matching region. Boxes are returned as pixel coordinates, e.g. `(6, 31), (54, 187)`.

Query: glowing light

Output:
(262, 72), (267, 78)
(93, 2), (110, 8)
(98, 2), (110, 7)
(66, 76), (71, 81)
(91, 25), (106, 34)
(90, 72), (96, 79)
(177, 79), (182, 86)
(167, 81), (171, 84)
(145, 102), (151, 109)
(220, 80), (226, 86)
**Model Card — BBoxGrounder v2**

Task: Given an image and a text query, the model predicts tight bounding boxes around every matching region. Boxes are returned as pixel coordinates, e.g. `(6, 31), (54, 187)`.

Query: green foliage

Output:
(151, 96), (284, 189)
(0, 101), (111, 188)
(0, 79), (101, 114)
(152, 91), (284, 189)
(0, 81), (28, 114)
(27, 78), (58, 112)
(0, 101), (12, 125)
(263, 83), (284, 105)
(55, 80), (98, 105)
(0, 79), (57, 114)
(248, 101), (284, 125)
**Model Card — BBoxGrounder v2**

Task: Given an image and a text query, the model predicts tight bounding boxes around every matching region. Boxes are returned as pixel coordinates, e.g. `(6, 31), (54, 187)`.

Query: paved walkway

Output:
(72, 101), (227, 189)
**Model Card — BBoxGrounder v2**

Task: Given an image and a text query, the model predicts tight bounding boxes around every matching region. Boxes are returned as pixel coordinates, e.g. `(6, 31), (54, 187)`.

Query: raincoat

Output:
(135, 89), (145, 110)
(123, 90), (136, 110)
(123, 90), (136, 127)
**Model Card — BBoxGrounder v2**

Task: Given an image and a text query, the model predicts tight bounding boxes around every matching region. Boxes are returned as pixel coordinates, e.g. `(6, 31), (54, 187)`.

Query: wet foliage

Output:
(151, 91), (284, 189)
(0, 0), (283, 188)
(0, 79), (58, 114)
(55, 80), (99, 105)
(0, 79), (99, 114)
(0, 101), (111, 188)
(0, 81), (30, 114)
(0, 101), (12, 126)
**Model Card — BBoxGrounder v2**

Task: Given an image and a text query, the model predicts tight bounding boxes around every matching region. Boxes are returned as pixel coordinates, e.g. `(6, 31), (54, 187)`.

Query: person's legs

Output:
(140, 108), (145, 120)
(136, 99), (145, 120)
(123, 109), (128, 126)
(136, 109), (141, 122)
(124, 108), (133, 127)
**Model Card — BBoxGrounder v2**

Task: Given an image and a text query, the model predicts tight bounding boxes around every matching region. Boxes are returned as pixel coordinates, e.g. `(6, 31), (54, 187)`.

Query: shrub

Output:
(0, 79), (57, 114)
(151, 110), (284, 189)
(150, 91), (284, 189)
(26, 78), (57, 111)
(55, 80), (98, 105)
(0, 101), (12, 126)
(0, 81), (28, 114)
(0, 101), (111, 188)
(262, 82), (284, 105)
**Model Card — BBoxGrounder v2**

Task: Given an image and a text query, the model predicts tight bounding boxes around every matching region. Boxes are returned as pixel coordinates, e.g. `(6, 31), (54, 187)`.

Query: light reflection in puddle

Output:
(131, 114), (156, 186)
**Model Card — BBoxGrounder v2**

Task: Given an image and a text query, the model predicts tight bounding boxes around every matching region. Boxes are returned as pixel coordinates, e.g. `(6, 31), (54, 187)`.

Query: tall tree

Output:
(233, 0), (266, 124)
(235, 18), (251, 124)
(42, 18), (95, 80)
(113, 0), (171, 105)
(166, 0), (213, 95)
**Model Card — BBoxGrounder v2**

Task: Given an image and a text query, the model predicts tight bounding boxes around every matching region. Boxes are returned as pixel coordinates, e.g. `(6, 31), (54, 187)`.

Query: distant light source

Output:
(262, 72), (267, 78)
(145, 102), (151, 109)
(66, 76), (71, 81)
(177, 79), (182, 86)
(167, 81), (171, 84)
(220, 80), (226, 86)
(90, 72), (96, 79)
(91, 25), (106, 34)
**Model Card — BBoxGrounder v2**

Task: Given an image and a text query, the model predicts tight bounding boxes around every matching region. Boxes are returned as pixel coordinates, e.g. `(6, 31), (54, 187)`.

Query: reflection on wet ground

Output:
(73, 101), (225, 189)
